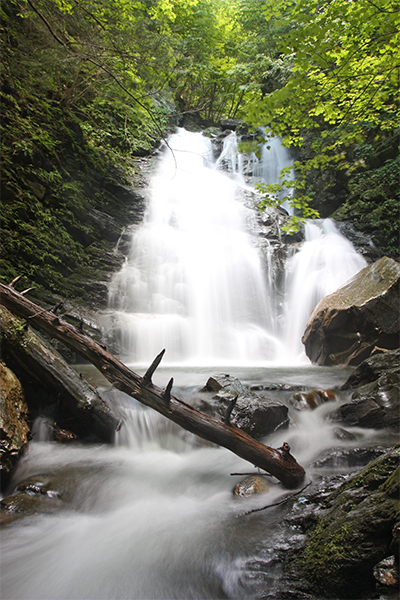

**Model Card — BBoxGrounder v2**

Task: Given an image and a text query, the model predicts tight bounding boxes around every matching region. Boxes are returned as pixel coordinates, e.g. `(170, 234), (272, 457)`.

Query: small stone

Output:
(373, 556), (399, 587)
(332, 426), (357, 441)
(233, 475), (270, 497)
(50, 427), (78, 443)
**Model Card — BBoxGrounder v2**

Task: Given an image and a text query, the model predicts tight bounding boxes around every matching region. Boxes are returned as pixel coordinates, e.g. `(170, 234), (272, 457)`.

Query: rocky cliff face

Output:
(302, 256), (400, 366)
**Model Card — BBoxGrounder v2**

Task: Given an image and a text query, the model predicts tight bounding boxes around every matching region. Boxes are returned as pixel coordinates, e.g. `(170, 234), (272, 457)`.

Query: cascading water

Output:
(108, 128), (367, 366)
(281, 219), (367, 362)
(108, 128), (279, 365)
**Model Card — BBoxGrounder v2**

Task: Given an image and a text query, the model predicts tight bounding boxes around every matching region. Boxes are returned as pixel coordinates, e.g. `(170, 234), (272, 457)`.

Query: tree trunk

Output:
(0, 283), (306, 488)
(0, 306), (120, 442)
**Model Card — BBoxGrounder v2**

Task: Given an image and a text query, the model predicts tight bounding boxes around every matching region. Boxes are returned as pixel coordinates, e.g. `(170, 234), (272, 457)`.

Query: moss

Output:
(0, 5), (174, 307)
(294, 447), (400, 598)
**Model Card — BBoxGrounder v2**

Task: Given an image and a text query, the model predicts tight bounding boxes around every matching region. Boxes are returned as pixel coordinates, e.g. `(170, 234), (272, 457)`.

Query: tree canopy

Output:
(0, 0), (398, 298)
(243, 0), (399, 240)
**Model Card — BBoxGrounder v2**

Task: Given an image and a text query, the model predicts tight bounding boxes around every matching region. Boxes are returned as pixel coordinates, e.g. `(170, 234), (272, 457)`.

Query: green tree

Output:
(243, 0), (399, 234)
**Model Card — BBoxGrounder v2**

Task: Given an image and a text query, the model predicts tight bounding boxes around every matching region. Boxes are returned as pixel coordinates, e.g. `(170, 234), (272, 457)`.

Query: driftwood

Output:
(0, 306), (120, 442)
(0, 283), (306, 489)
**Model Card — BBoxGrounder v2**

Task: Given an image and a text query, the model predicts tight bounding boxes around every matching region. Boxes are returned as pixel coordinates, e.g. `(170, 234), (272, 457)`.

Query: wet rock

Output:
(302, 256), (400, 366)
(336, 221), (384, 264)
(313, 447), (387, 469)
(293, 445), (400, 598)
(198, 374), (289, 439)
(390, 522), (400, 559)
(0, 463), (109, 525)
(289, 389), (337, 411)
(87, 209), (121, 243)
(0, 469), (75, 523)
(205, 373), (249, 396)
(0, 363), (30, 490)
(50, 426), (78, 443)
(0, 493), (66, 525)
(15, 475), (62, 497)
(233, 475), (270, 497)
(342, 348), (400, 390)
(251, 383), (303, 392)
(332, 350), (400, 430)
(332, 426), (357, 441)
(373, 555), (399, 587)
(219, 119), (247, 133)
(334, 376), (399, 429)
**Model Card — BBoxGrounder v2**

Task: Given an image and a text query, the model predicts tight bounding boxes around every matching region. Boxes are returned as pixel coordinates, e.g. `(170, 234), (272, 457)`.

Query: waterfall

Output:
(252, 134), (295, 207)
(108, 128), (367, 366)
(108, 128), (279, 365)
(281, 219), (367, 363)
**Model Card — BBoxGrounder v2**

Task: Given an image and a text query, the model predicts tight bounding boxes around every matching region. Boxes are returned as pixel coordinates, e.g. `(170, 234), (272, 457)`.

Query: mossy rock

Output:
(0, 363), (31, 490)
(295, 445), (400, 598)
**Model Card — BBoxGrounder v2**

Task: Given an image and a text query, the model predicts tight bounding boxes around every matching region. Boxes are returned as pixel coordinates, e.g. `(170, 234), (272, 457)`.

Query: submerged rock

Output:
(0, 493), (66, 525)
(0, 464), (109, 525)
(289, 389), (337, 411)
(302, 256), (400, 366)
(0, 363), (30, 490)
(332, 426), (357, 441)
(198, 374), (289, 439)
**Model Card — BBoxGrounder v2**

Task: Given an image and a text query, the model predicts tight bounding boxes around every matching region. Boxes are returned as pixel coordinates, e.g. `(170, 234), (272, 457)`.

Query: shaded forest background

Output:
(1, 0), (398, 305)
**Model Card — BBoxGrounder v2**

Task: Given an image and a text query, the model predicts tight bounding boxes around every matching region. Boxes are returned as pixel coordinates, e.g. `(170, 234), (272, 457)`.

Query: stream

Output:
(1, 365), (396, 600)
(0, 129), (394, 600)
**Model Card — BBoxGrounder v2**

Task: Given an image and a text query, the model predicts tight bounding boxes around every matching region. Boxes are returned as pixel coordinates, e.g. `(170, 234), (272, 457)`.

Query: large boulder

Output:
(195, 374), (289, 439)
(302, 256), (400, 366)
(0, 363), (30, 490)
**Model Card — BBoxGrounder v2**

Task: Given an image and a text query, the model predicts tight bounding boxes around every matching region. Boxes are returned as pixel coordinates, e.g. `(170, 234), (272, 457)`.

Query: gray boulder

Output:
(302, 256), (400, 366)
(196, 374), (289, 439)
(331, 349), (400, 430)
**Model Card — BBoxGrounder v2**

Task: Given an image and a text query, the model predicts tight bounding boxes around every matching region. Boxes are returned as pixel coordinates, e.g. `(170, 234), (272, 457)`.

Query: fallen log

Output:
(0, 306), (120, 443)
(0, 283), (306, 488)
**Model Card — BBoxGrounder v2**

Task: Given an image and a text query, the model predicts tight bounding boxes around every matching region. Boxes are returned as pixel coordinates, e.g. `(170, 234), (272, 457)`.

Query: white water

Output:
(109, 129), (277, 365)
(108, 128), (366, 367)
(282, 219), (367, 363)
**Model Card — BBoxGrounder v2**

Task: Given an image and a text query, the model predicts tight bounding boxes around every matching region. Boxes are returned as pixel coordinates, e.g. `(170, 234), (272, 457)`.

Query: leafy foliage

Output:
(1, 0), (398, 305)
(0, 0), (174, 300)
(243, 0), (399, 247)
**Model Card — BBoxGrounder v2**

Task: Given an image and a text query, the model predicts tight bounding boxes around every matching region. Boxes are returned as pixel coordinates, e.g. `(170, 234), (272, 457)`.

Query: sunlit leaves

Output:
(242, 0), (399, 227)
(249, 0), (400, 143)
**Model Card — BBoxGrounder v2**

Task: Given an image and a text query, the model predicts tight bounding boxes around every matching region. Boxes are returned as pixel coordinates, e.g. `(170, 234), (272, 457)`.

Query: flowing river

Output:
(1, 129), (393, 600)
